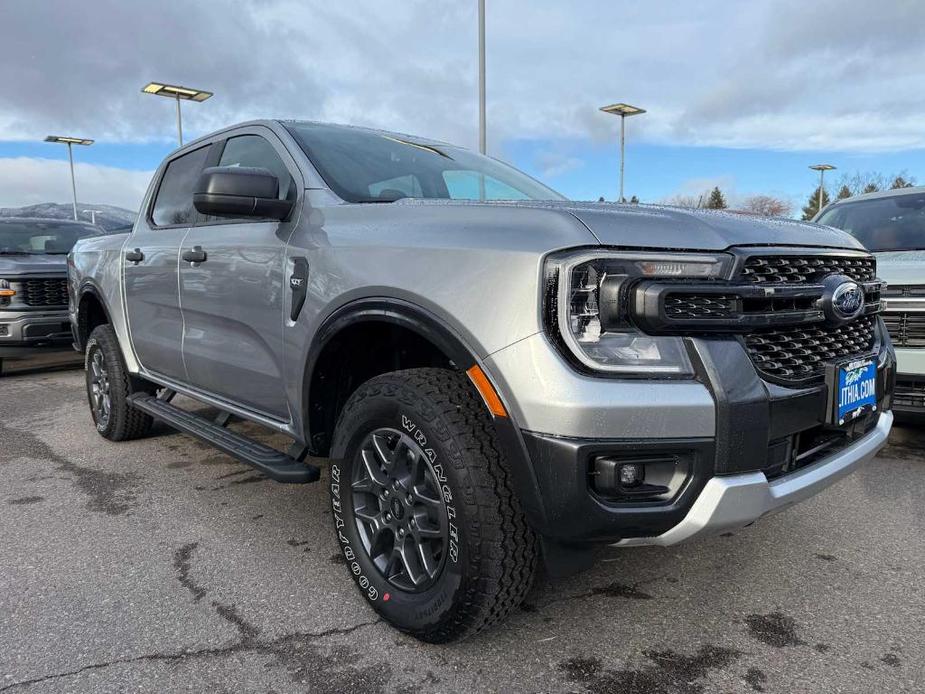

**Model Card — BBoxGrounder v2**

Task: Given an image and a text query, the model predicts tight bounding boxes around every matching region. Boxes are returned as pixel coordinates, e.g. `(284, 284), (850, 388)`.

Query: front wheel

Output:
(329, 368), (537, 643)
(85, 324), (154, 441)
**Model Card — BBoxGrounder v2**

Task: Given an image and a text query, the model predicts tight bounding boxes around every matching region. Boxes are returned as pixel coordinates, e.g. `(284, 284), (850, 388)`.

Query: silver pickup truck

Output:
(69, 119), (895, 642)
(815, 186), (925, 414)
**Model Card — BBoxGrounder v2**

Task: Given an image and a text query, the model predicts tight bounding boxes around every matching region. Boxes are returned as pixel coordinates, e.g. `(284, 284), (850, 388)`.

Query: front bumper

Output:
(486, 322), (896, 547)
(615, 411), (892, 546)
(0, 310), (73, 357)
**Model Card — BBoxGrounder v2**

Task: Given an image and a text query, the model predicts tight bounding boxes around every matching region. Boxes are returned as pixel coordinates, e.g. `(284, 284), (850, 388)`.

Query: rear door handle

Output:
(181, 246), (207, 264)
(125, 248), (144, 264)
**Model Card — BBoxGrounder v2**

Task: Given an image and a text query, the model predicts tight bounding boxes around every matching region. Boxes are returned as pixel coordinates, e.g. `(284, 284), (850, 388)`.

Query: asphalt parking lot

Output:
(1, 359), (923, 693)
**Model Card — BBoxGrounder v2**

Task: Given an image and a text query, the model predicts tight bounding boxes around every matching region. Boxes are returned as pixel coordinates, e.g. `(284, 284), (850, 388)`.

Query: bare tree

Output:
(741, 195), (793, 217)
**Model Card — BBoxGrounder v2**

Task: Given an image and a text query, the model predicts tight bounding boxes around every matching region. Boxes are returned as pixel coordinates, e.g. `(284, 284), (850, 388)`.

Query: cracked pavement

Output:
(1, 358), (924, 692)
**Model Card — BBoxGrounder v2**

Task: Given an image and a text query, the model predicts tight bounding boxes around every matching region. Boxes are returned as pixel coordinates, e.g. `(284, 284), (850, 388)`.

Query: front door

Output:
(123, 144), (212, 381)
(178, 132), (299, 419)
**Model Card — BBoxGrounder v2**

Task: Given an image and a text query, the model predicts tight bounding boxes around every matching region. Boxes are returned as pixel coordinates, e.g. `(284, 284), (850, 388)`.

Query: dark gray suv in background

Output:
(69, 120), (895, 641)
(0, 218), (101, 374)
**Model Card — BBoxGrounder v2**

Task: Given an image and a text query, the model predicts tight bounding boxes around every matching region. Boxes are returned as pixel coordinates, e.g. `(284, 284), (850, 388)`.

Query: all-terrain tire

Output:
(85, 324), (154, 441)
(329, 367), (537, 643)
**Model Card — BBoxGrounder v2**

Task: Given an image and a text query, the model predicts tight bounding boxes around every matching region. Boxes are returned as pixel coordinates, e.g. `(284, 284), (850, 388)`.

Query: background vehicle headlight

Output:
(546, 251), (730, 376)
(0, 279), (14, 307)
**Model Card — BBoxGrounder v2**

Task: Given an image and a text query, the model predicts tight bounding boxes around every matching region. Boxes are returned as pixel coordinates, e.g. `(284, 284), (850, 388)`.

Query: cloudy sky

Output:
(2, 0), (924, 214)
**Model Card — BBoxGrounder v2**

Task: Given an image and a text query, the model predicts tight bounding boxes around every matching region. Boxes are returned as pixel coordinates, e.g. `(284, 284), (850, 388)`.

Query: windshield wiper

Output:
(353, 196), (406, 204)
(0, 250), (33, 255)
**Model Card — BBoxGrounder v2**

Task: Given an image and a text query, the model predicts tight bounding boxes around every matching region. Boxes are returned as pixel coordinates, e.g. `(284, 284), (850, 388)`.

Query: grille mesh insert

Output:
(663, 294), (736, 319)
(743, 315), (876, 382)
(740, 255), (876, 284)
(21, 278), (68, 307)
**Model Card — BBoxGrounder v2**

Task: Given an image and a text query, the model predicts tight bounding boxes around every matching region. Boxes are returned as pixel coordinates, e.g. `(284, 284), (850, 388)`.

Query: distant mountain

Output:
(0, 203), (136, 232)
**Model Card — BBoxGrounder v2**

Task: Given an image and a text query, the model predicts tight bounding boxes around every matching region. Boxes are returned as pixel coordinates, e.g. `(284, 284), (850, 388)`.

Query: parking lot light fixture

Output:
(141, 82), (213, 147)
(600, 103), (646, 203)
(44, 135), (94, 221)
(809, 164), (836, 215)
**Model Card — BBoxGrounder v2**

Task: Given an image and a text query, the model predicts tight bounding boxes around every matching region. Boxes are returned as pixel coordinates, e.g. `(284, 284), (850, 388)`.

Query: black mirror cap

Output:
(193, 166), (293, 221)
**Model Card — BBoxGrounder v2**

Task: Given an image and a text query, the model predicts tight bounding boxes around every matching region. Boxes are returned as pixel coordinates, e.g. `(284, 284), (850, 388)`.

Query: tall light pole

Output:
(809, 164), (836, 214)
(600, 103), (646, 202)
(44, 136), (94, 221)
(478, 0), (486, 155)
(141, 82), (213, 147)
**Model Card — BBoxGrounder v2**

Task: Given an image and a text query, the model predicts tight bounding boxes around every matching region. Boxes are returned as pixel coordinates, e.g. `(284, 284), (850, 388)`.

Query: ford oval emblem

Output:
(832, 281), (865, 319)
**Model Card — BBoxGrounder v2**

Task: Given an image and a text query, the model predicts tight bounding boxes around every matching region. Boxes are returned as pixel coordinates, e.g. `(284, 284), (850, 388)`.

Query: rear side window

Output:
(218, 135), (293, 200)
(151, 146), (210, 227)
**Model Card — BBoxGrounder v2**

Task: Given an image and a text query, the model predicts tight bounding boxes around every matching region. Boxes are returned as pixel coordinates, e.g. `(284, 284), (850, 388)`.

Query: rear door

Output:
(124, 144), (212, 381)
(178, 129), (301, 419)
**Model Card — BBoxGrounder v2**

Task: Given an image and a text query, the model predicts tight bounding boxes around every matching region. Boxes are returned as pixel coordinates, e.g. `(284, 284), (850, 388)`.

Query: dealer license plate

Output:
(833, 358), (878, 425)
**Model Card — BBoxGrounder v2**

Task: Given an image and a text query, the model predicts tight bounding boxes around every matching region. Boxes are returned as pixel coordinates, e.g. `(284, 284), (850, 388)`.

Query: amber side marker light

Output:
(466, 365), (508, 418)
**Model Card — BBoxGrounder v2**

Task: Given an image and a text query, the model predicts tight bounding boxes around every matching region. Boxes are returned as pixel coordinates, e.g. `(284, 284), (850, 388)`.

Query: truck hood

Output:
(874, 250), (925, 286)
(391, 199), (864, 251)
(0, 253), (68, 276)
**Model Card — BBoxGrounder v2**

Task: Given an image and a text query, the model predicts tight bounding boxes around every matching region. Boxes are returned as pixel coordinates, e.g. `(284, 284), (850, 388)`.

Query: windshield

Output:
(817, 192), (925, 251)
(284, 122), (566, 203)
(0, 220), (101, 254)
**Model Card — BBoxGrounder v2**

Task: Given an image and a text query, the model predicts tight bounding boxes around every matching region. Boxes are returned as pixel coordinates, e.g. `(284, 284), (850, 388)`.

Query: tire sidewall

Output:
(330, 385), (473, 633)
(85, 329), (120, 438)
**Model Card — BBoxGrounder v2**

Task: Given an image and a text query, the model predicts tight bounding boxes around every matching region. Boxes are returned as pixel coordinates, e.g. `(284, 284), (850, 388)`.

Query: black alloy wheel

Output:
(351, 427), (449, 592)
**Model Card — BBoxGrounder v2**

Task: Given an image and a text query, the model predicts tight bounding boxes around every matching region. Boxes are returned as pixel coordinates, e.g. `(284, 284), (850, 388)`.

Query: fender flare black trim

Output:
(74, 281), (114, 351)
(303, 297), (550, 531)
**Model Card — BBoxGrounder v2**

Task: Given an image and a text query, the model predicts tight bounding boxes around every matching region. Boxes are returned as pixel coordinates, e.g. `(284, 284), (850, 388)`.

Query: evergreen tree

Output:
(705, 187), (727, 209)
(629, 195), (639, 204)
(890, 176), (914, 189)
(862, 183), (879, 194)
(801, 186), (830, 220)
(836, 185), (852, 200)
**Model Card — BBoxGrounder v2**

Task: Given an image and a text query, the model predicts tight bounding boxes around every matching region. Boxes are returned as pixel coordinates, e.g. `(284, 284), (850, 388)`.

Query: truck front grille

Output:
(881, 313), (925, 347)
(740, 255), (876, 284)
(894, 378), (925, 411)
(743, 315), (877, 382)
(21, 278), (68, 307)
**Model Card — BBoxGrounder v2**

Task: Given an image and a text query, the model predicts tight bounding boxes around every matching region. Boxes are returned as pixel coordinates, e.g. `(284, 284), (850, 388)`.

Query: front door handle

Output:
(182, 246), (207, 264)
(125, 248), (144, 264)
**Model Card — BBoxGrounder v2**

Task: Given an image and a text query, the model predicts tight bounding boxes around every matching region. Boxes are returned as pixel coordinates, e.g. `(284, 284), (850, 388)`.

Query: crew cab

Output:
(69, 120), (895, 641)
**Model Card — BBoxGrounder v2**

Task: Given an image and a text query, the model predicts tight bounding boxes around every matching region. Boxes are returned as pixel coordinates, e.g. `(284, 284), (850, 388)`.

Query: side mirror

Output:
(193, 166), (293, 220)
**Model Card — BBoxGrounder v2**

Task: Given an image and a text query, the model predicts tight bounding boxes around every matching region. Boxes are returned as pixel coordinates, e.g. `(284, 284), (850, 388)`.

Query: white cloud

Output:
(533, 151), (584, 178)
(0, 158), (152, 211)
(1, 0), (923, 155)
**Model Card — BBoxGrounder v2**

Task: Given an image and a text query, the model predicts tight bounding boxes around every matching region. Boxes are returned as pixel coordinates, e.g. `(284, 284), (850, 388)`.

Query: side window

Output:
(442, 170), (530, 201)
(151, 146), (210, 227)
(218, 135), (293, 200)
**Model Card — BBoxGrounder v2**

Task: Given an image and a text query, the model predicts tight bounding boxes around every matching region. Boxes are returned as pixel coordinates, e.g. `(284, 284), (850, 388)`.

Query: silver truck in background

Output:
(0, 218), (102, 375)
(69, 120), (895, 641)
(816, 187), (925, 414)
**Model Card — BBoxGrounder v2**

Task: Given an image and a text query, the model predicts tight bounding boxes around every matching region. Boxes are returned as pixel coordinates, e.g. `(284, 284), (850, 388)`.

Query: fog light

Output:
(619, 463), (644, 487)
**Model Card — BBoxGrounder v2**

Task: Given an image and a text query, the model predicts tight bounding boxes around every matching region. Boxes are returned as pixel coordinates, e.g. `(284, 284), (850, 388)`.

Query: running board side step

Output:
(127, 393), (320, 483)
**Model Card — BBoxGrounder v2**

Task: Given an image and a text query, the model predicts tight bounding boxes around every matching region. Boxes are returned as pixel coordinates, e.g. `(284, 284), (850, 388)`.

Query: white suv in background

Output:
(816, 187), (925, 414)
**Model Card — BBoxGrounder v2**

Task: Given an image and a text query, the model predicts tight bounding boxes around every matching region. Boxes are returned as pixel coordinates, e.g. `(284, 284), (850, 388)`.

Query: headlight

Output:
(546, 251), (730, 376)
(0, 279), (14, 307)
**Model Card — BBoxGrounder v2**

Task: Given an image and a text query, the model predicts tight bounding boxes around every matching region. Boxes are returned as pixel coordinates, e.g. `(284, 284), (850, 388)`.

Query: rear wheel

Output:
(85, 324), (154, 441)
(329, 367), (537, 642)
